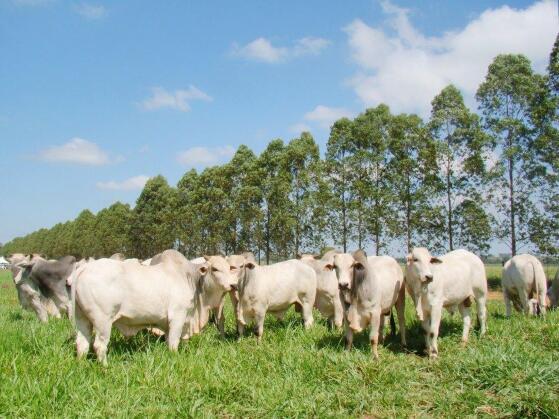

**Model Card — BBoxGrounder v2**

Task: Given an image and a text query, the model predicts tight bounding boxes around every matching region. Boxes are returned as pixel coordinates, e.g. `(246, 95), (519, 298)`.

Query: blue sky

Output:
(0, 0), (556, 247)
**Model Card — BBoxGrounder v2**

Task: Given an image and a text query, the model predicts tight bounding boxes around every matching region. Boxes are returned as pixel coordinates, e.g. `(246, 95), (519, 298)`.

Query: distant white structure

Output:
(0, 256), (9, 269)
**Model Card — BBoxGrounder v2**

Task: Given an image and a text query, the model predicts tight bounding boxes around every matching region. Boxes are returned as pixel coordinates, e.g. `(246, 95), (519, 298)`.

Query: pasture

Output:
(0, 268), (558, 417)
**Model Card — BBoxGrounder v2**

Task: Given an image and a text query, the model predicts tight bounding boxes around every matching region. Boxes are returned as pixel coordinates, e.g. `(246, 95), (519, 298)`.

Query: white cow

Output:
(502, 254), (547, 316)
(332, 250), (406, 359)
(8, 254), (60, 322)
(236, 259), (317, 341)
(226, 252), (256, 334)
(73, 250), (235, 365)
(405, 247), (488, 359)
(298, 253), (344, 329)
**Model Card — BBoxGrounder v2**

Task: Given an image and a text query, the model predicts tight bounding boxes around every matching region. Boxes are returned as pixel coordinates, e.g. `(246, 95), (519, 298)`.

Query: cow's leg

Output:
(415, 293), (424, 321)
(518, 288), (530, 315)
(369, 310), (381, 359)
(254, 311), (265, 343)
(216, 298), (226, 338)
(396, 286), (407, 346)
(301, 301), (314, 329)
(475, 295), (487, 336)
(458, 302), (471, 346)
(537, 288), (547, 316)
(28, 291), (49, 323)
(75, 304), (92, 359)
(426, 305), (442, 359)
(503, 288), (512, 317)
(332, 296), (344, 329)
(378, 314), (385, 345)
(93, 320), (112, 366)
(229, 291), (241, 335)
(345, 325), (353, 351)
(167, 313), (187, 352)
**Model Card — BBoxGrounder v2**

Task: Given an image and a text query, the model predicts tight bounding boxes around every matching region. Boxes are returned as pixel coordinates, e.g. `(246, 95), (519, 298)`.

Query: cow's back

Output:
(367, 256), (403, 310)
(430, 250), (486, 303)
(503, 254), (546, 294)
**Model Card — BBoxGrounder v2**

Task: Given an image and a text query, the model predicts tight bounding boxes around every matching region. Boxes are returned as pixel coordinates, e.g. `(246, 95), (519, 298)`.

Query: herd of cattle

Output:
(5, 248), (559, 365)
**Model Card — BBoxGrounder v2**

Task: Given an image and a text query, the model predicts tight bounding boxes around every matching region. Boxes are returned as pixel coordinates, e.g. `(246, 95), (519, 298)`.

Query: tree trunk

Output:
(446, 168), (453, 251)
(509, 154), (516, 256)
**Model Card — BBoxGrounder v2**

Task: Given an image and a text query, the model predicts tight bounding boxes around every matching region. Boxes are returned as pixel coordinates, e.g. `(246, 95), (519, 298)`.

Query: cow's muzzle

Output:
(338, 283), (349, 290)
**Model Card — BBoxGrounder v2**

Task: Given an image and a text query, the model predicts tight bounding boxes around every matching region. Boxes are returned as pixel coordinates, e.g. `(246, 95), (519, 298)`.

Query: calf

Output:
(405, 248), (488, 359)
(298, 253), (344, 329)
(333, 250), (406, 359)
(236, 259), (316, 342)
(502, 254), (548, 316)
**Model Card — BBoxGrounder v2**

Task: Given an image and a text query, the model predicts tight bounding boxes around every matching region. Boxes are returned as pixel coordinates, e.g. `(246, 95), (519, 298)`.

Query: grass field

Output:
(0, 268), (558, 417)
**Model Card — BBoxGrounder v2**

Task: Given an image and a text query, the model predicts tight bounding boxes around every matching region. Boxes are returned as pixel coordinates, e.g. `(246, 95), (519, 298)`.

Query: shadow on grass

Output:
(316, 317), (469, 358)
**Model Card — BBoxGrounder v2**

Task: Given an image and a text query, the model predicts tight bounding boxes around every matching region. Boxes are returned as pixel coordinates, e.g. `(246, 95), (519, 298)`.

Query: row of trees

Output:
(3, 45), (559, 261)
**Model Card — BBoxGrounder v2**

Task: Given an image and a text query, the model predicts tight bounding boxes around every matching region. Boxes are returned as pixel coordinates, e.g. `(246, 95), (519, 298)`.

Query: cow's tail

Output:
(529, 261), (541, 315)
(389, 309), (396, 337)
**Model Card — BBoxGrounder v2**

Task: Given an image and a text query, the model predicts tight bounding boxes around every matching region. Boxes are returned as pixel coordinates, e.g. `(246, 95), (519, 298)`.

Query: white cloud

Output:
(140, 86), (212, 112)
(96, 175), (150, 191)
(344, 0), (557, 116)
(304, 105), (353, 129)
(289, 105), (353, 135)
(75, 3), (107, 19)
(38, 138), (110, 165)
(232, 36), (330, 63)
(176, 146), (236, 167)
(289, 123), (312, 134)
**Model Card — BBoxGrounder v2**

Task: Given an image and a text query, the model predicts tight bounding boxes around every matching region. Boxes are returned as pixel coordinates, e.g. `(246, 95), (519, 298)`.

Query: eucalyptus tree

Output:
(529, 36), (559, 255)
(192, 165), (234, 255)
(352, 105), (395, 255)
(128, 175), (178, 259)
(429, 85), (491, 253)
(228, 145), (263, 254)
(388, 113), (440, 253)
(94, 202), (132, 257)
(176, 169), (203, 258)
(325, 118), (354, 252)
(258, 139), (291, 263)
(477, 54), (548, 256)
(284, 132), (321, 256)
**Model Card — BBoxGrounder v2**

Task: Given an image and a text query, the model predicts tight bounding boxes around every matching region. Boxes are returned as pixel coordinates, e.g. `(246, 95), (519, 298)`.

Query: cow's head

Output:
(199, 255), (237, 292)
(332, 252), (362, 291)
(226, 252), (256, 288)
(406, 247), (442, 284)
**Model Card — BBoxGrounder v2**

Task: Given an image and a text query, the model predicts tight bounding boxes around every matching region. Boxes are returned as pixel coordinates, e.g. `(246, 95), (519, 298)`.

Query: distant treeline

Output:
(3, 46), (559, 261)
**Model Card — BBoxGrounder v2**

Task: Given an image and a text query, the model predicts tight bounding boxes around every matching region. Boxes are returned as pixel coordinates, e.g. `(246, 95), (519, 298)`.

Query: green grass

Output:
(0, 269), (558, 417)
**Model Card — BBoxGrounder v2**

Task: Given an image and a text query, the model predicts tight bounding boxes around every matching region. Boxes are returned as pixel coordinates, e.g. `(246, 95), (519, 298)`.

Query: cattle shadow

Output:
(316, 317), (467, 357)
(105, 330), (167, 357)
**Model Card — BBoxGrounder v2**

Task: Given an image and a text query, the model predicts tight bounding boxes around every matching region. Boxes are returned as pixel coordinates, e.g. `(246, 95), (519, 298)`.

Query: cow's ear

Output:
(203, 255), (210, 261)
(245, 262), (256, 270)
(430, 257), (442, 264)
(198, 265), (208, 275)
(353, 262), (365, 270)
(296, 253), (302, 259)
(324, 263), (334, 271)
(406, 254), (413, 264)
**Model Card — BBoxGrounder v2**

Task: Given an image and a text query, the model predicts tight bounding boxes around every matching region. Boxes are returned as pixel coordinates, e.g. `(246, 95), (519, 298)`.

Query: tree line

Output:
(3, 45), (559, 262)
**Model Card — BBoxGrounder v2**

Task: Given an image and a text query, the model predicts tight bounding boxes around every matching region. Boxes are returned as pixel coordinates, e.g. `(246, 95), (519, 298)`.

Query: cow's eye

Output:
(413, 258), (418, 262)
(211, 267), (218, 272)
(230, 266), (237, 271)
